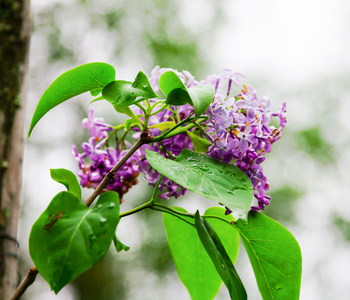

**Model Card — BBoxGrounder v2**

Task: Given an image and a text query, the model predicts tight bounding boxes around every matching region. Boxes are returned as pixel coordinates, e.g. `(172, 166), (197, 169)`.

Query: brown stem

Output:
(9, 267), (38, 300)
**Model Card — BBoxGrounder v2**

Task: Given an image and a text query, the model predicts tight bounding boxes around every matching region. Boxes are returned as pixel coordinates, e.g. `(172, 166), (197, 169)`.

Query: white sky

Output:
(211, 0), (350, 86)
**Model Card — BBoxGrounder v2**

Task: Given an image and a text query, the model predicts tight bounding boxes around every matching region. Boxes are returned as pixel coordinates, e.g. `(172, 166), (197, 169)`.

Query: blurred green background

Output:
(20, 0), (350, 299)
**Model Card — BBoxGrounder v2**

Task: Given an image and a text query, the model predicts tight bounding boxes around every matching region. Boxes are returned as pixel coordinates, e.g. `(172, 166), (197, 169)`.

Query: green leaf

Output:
(166, 88), (193, 106)
(234, 211), (302, 300)
(29, 191), (120, 293)
(113, 235), (130, 252)
(186, 130), (211, 153)
(102, 71), (157, 106)
(159, 71), (214, 118)
(146, 149), (253, 221)
(159, 71), (187, 96)
(50, 168), (81, 201)
(195, 211), (247, 300)
(188, 85), (215, 119)
(149, 121), (176, 131)
(163, 207), (239, 300)
(90, 88), (103, 96)
(204, 207), (239, 264)
(28, 62), (116, 137)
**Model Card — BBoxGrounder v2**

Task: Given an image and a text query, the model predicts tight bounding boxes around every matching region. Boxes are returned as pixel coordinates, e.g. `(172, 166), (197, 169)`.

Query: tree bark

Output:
(0, 0), (31, 298)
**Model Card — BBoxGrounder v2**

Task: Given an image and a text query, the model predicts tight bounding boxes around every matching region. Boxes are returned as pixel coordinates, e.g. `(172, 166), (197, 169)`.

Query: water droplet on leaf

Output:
(186, 157), (199, 162)
(89, 234), (97, 245)
(107, 203), (116, 209)
(274, 284), (283, 291)
(100, 217), (107, 226)
(190, 163), (209, 171)
(226, 189), (236, 195)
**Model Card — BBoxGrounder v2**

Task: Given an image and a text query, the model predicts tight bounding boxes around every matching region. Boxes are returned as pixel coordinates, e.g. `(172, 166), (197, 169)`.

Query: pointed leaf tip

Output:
(28, 62), (116, 138)
(50, 168), (81, 201)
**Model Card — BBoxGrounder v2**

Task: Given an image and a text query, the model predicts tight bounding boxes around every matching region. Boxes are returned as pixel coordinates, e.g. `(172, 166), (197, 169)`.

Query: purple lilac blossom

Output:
(73, 110), (141, 201)
(138, 66), (286, 209)
(73, 67), (286, 211)
(201, 75), (286, 210)
(82, 108), (113, 141)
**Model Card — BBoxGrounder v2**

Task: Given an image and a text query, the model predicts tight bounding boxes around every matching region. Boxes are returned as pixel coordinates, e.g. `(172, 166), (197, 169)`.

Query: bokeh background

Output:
(19, 0), (350, 299)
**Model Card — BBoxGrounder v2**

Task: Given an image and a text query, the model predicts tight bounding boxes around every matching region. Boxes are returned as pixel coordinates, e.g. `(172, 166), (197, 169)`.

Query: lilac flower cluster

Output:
(72, 109), (141, 201)
(72, 67), (286, 210)
(200, 71), (287, 210)
(142, 66), (286, 210)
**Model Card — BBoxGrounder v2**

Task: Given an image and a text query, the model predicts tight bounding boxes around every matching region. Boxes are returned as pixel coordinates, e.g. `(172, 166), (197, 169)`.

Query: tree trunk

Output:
(0, 0), (31, 298)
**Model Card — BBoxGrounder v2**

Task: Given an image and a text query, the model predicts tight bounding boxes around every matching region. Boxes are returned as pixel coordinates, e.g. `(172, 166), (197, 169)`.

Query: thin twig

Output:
(9, 267), (38, 300)
(84, 136), (148, 207)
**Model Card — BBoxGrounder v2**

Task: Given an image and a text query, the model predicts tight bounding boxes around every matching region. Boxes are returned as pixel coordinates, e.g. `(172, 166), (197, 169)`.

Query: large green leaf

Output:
(146, 149), (253, 221)
(234, 211), (302, 300)
(195, 211), (247, 300)
(29, 191), (120, 293)
(102, 71), (157, 106)
(159, 71), (214, 119)
(163, 207), (239, 300)
(50, 168), (81, 201)
(28, 62), (116, 137)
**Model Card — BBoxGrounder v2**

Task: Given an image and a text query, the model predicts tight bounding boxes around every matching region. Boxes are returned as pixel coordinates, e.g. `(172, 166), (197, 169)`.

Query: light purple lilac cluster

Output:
(72, 109), (141, 201)
(199, 71), (287, 210)
(72, 67), (286, 210)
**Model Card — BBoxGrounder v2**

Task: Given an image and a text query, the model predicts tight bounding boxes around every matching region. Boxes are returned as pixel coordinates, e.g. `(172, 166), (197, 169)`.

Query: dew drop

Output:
(226, 189), (236, 195)
(208, 171), (215, 176)
(170, 164), (181, 172)
(107, 203), (116, 209)
(89, 234), (97, 244)
(186, 157), (199, 162)
(274, 285), (283, 291)
(100, 217), (107, 226)
(190, 163), (209, 172)
(143, 85), (148, 89)
(221, 264), (226, 270)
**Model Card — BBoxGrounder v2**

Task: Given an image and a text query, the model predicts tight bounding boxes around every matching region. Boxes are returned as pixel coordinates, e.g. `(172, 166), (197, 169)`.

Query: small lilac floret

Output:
(82, 109), (112, 140)
(236, 124), (256, 153)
